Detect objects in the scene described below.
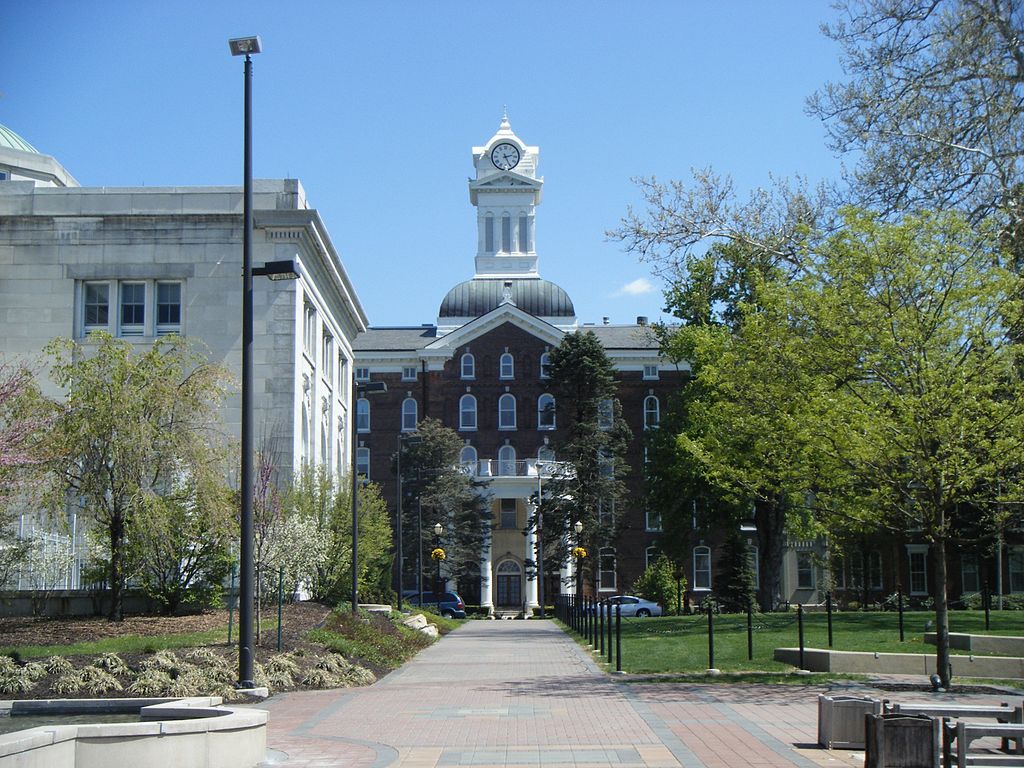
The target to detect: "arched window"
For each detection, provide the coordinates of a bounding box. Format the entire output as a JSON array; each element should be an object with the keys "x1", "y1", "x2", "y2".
[
  {"x1": 498, "y1": 445, "x2": 517, "y2": 476},
  {"x1": 693, "y1": 546, "x2": 711, "y2": 590},
  {"x1": 539, "y1": 352, "x2": 551, "y2": 379},
  {"x1": 356, "y1": 397, "x2": 370, "y2": 433},
  {"x1": 646, "y1": 546, "x2": 659, "y2": 570},
  {"x1": 599, "y1": 547, "x2": 617, "y2": 591},
  {"x1": 460, "y1": 353, "x2": 475, "y2": 379},
  {"x1": 498, "y1": 393, "x2": 516, "y2": 429},
  {"x1": 500, "y1": 352, "x2": 514, "y2": 379},
  {"x1": 401, "y1": 397, "x2": 418, "y2": 432},
  {"x1": 356, "y1": 447, "x2": 370, "y2": 479},
  {"x1": 537, "y1": 393, "x2": 556, "y2": 430},
  {"x1": 537, "y1": 445, "x2": 555, "y2": 463},
  {"x1": 598, "y1": 398, "x2": 614, "y2": 430},
  {"x1": 459, "y1": 445, "x2": 477, "y2": 474},
  {"x1": 459, "y1": 394, "x2": 477, "y2": 430},
  {"x1": 644, "y1": 395, "x2": 660, "y2": 429}
]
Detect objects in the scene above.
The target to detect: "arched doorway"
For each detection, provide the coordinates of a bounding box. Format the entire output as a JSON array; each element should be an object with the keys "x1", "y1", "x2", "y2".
[{"x1": 496, "y1": 559, "x2": 522, "y2": 608}]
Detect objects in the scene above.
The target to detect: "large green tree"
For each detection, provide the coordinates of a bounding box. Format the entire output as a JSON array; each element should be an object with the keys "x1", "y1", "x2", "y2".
[
  {"x1": 796, "y1": 210, "x2": 1024, "y2": 686},
  {"x1": 544, "y1": 331, "x2": 632, "y2": 590},
  {"x1": 398, "y1": 418, "x2": 490, "y2": 594},
  {"x1": 43, "y1": 333, "x2": 232, "y2": 620}
]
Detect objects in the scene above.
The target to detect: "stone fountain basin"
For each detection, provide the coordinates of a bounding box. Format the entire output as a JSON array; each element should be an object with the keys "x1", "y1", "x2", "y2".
[{"x1": 0, "y1": 696, "x2": 267, "y2": 768}]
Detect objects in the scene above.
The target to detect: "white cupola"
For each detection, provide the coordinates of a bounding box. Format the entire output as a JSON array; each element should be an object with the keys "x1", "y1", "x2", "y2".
[{"x1": 468, "y1": 112, "x2": 543, "y2": 278}]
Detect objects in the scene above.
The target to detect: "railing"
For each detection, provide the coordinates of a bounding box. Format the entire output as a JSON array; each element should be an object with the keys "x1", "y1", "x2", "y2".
[{"x1": 460, "y1": 459, "x2": 572, "y2": 479}]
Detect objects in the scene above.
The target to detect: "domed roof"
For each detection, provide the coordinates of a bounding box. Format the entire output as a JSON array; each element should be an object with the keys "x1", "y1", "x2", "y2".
[
  {"x1": 0, "y1": 124, "x2": 39, "y2": 154},
  {"x1": 439, "y1": 278, "x2": 575, "y2": 319}
]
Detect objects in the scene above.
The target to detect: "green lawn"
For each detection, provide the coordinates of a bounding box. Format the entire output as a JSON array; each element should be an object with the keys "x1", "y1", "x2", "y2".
[{"x1": 576, "y1": 610, "x2": 1024, "y2": 675}]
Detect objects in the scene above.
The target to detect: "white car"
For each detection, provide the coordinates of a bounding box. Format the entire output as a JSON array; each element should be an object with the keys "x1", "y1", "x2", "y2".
[{"x1": 593, "y1": 595, "x2": 663, "y2": 617}]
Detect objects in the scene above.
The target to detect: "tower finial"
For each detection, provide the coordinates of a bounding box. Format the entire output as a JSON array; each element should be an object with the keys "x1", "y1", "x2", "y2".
[{"x1": 500, "y1": 106, "x2": 510, "y2": 130}]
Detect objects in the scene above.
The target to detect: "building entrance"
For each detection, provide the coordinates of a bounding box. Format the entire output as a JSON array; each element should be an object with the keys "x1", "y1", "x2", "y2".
[{"x1": 496, "y1": 560, "x2": 522, "y2": 607}]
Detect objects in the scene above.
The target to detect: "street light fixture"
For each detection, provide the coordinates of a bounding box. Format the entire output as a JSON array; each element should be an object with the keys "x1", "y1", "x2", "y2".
[
  {"x1": 351, "y1": 378, "x2": 387, "y2": 614},
  {"x1": 229, "y1": 33, "x2": 261, "y2": 691},
  {"x1": 433, "y1": 522, "x2": 444, "y2": 598},
  {"x1": 574, "y1": 520, "x2": 583, "y2": 603}
]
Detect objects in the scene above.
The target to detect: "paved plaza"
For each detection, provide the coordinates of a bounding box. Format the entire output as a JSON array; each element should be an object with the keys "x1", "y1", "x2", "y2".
[{"x1": 255, "y1": 620, "x2": 1010, "y2": 768}]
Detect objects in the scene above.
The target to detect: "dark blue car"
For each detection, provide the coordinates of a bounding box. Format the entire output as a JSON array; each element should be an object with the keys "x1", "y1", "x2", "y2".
[{"x1": 404, "y1": 590, "x2": 467, "y2": 619}]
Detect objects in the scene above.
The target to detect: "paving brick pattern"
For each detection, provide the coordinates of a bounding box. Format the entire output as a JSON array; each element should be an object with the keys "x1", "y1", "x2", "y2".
[{"x1": 254, "y1": 620, "x2": 1014, "y2": 767}]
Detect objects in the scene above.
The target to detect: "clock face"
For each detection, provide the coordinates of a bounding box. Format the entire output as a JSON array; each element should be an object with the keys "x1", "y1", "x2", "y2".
[{"x1": 491, "y1": 142, "x2": 521, "y2": 171}]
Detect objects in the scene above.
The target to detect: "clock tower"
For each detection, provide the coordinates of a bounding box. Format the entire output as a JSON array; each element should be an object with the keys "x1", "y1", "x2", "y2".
[{"x1": 469, "y1": 113, "x2": 543, "y2": 278}]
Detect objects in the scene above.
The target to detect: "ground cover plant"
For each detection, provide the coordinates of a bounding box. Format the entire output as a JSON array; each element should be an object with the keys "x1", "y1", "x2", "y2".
[
  {"x1": 0, "y1": 602, "x2": 450, "y2": 700},
  {"x1": 578, "y1": 610, "x2": 1024, "y2": 678}
]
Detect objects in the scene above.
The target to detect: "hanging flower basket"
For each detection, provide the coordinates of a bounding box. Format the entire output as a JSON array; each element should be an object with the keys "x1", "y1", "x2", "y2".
[
  {"x1": 430, "y1": 547, "x2": 446, "y2": 561},
  {"x1": 571, "y1": 546, "x2": 587, "y2": 559}
]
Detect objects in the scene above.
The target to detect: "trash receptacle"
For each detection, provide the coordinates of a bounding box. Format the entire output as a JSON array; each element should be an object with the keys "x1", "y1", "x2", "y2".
[
  {"x1": 864, "y1": 713, "x2": 941, "y2": 768},
  {"x1": 818, "y1": 694, "x2": 884, "y2": 749}
]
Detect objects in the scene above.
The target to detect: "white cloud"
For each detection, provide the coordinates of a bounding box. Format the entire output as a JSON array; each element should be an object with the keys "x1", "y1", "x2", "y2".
[{"x1": 613, "y1": 278, "x2": 655, "y2": 297}]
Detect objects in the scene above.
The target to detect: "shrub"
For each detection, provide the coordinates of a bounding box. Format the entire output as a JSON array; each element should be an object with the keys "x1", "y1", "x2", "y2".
[
  {"x1": 93, "y1": 653, "x2": 131, "y2": 676},
  {"x1": 44, "y1": 656, "x2": 73, "y2": 676},
  {"x1": 80, "y1": 666, "x2": 123, "y2": 695},
  {"x1": 632, "y1": 555, "x2": 681, "y2": 615},
  {"x1": 0, "y1": 670, "x2": 34, "y2": 695},
  {"x1": 52, "y1": 672, "x2": 84, "y2": 695},
  {"x1": 128, "y1": 670, "x2": 172, "y2": 697}
]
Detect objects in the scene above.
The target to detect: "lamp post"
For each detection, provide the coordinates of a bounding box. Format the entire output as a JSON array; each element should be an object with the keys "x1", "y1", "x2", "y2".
[
  {"x1": 229, "y1": 34, "x2": 261, "y2": 691},
  {"x1": 351, "y1": 377, "x2": 386, "y2": 614},
  {"x1": 396, "y1": 434, "x2": 422, "y2": 611},
  {"x1": 534, "y1": 462, "x2": 549, "y2": 619},
  {"x1": 574, "y1": 520, "x2": 584, "y2": 601},
  {"x1": 433, "y1": 522, "x2": 444, "y2": 598}
]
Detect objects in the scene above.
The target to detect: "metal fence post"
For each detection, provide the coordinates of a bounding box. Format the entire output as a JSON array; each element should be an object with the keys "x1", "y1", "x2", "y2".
[
  {"x1": 798, "y1": 603, "x2": 805, "y2": 671},
  {"x1": 615, "y1": 603, "x2": 622, "y2": 673}
]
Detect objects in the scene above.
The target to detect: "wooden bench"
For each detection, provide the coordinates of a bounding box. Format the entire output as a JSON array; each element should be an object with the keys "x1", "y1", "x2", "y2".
[{"x1": 948, "y1": 722, "x2": 1024, "y2": 768}]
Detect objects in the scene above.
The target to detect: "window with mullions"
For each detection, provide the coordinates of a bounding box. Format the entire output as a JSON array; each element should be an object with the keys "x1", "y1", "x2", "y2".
[
  {"x1": 500, "y1": 353, "x2": 514, "y2": 379},
  {"x1": 908, "y1": 548, "x2": 928, "y2": 595},
  {"x1": 303, "y1": 303, "x2": 317, "y2": 359},
  {"x1": 356, "y1": 447, "x2": 370, "y2": 479},
  {"x1": 644, "y1": 396, "x2": 660, "y2": 429},
  {"x1": 599, "y1": 548, "x2": 617, "y2": 591},
  {"x1": 645, "y1": 509, "x2": 662, "y2": 532},
  {"x1": 156, "y1": 282, "x2": 181, "y2": 334},
  {"x1": 84, "y1": 282, "x2": 109, "y2": 331},
  {"x1": 356, "y1": 398, "x2": 370, "y2": 433},
  {"x1": 539, "y1": 352, "x2": 551, "y2": 379},
  {"x1": 461, "y1": 353, "x2": 475, "y2": 379},
  {"x1": 537, "y1": 394, "x2": 555, "y2": 430},
  {"x1": 401, "y1": 397, "x2": 418, "y2": 432},
  {"x1": 500, "y1": 498, "x2": 517, "y2": 529},
  {"x1": 693, "y1": 546, "x2": 711, "y2": 590},
  {"x1": 961, "y1": 554, "x2": 980, "y2": 594},
  {"x1": 498, "y1": 445, "x2": 517, "y2": 476},
  {"x1": 119, "y1": 283, "x2": 145, "y2": 335},
  {"x1": 797, "y1": 552, "x2": 815, "y2": 589},
  {"x1": 498, "y1": 394, "x2": 516, "y2": 429},
  {"x1": 459, "y1": 395, "x2": 477, "y2": 430}
]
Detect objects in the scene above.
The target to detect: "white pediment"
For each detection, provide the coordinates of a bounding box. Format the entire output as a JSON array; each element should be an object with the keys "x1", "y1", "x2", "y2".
[
  {"x1": 469, "y1": 172, "x2": 542, "y2": 191},
  {"x1": 422, "y1": 302, "x2": 565, "y2": 358}
]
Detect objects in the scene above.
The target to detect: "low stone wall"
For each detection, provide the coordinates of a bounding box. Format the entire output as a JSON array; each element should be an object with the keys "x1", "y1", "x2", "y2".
[
  {"x1": 774, "y1": 647, "x2": 1024, "y2": 678},
  {"x1": 0, "y1": 697, "x2": 267, "y2": 768},
  {"x1": 923, "y1": 632, "x2": 1024, "y2": 656},
  {"x1": 0, "y1": 590, "x2": 160, "y2": 618}
]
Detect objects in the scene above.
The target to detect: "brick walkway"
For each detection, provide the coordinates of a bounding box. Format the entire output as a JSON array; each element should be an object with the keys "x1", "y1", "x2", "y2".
[{"x1": 254, "y1": 620, "x2": 1012, "y2": 767}]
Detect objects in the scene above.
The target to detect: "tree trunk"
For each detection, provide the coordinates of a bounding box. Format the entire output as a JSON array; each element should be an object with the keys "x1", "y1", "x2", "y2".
[
  {"x1": 934, "y1": 533, "x2": 952, "y2": 687},
  {"x1": 756, "y1": 496, "x2": 787, "y2": 611},
  {"x1": 107, "y1": 512, "x2": 125, "y2": 622}
]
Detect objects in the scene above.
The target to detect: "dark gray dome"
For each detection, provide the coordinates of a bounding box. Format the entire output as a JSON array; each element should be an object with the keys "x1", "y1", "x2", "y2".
[{"x1": 439, "y1": 278, "x2": 575, "y2": 319}]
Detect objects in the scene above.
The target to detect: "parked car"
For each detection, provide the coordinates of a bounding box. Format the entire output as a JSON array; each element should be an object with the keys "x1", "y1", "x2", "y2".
[
  {"x1": 403, "y1": 590, "x2": 467, "y2": 619},
  {"x1": 586, "y1": 595, "x2": 663, "y2": 618}
]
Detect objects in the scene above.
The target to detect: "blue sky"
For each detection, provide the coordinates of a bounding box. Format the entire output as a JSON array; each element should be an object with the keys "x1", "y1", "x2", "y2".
[{"x1": 2, "y1": 2, "x2": 846, "y2": 328}]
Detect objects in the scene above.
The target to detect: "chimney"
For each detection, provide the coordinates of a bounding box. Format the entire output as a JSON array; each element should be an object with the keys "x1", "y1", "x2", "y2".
[
  {"x1": 636, "y1": 316, "x2": 648, "y2": 326},
  {"x1": 602, "y1": 317, "x2": 609, "y2": 325}
]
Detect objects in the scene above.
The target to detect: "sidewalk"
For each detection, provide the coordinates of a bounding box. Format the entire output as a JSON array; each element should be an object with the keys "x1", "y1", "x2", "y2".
[{"x1": 255, "y1": 620, "x2": 1011, "y2": 768}]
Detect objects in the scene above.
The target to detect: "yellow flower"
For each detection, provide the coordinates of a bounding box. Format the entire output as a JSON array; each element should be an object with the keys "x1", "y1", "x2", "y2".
[
  {"x1": 572, "y1": 546, "x2": 587, "y2": 559},
  {"x1": 430, "y1": 547, "x2": 446, "y2": 561}
]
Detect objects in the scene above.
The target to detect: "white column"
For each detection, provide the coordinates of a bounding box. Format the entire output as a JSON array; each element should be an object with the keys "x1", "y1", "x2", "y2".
[
  {"x1": 480, "y1": 529, "x2": 494, "y2": 616},
  {"x1": 525, "y1": 514, "x2": 539, "y2": 615}
]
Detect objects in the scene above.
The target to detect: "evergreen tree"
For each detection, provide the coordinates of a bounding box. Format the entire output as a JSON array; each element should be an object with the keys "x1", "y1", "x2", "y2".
[
  {"x1": 398, "y1": 418, "x2": 490, "y2": 594},
  {"x1": 544, "y1": 331, "x2": 632, "y2": 591}
]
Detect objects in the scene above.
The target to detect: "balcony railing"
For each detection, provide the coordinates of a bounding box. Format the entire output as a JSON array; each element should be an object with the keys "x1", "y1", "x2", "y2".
[{"x1": 460, "y1": 459, "x2": 571, "y2": 479}]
